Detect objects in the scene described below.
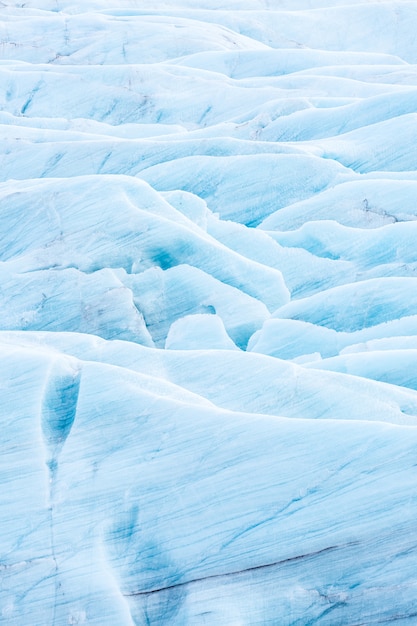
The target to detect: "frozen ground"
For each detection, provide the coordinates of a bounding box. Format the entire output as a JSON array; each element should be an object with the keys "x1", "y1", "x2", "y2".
[{"x1": 1, "y1": 1, "x2": 417, "y2": 624}]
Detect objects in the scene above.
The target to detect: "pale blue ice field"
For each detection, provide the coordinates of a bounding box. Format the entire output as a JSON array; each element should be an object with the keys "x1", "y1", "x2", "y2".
[{"x1": 2, "y1": 1, "x2": 417, "y2": 624}]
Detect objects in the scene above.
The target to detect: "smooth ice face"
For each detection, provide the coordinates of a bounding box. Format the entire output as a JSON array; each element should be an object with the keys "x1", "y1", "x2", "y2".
[
  {"x1": 2, "y1": 1, "x2": 417, "y2": 625},
  {"x1": 165, "y1": 314, "x2": 240, "y2": 351},
  {"x1": 3, "y1": 338, "x2": 417, "y2": 626}
]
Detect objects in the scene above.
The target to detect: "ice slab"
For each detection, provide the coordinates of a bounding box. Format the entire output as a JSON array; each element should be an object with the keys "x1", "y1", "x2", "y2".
[{"x1": 2, "y1": 338, "x2": 417, "y2": 624}]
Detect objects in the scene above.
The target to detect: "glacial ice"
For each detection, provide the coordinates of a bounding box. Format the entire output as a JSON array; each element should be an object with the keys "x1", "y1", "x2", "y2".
[{"x1": 2, "y1": 1, "x2": 417, "y2": 625}]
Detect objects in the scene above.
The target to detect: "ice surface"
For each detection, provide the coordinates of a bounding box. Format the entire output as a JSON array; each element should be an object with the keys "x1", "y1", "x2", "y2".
[
  {"x1": 2, "y1": 1, "x2": 417, "y2": 624},
  {"x1": 273, "y1": 278, "x2": 417, "y2": 332},
  {"x1": 165, "y1": 314, "x2": 240, "y2": 351},
  {"x1": 308, "y1": 348, "x2": 417, "y2": 391},
  {"x1": 260, "y1": 177, "x2": 417, "y2": 230}
]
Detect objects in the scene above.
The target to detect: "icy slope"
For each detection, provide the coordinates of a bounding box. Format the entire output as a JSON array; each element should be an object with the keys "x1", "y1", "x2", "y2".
[{"x1": 2, "y1": 1, "x2": 417, "y2": 625}]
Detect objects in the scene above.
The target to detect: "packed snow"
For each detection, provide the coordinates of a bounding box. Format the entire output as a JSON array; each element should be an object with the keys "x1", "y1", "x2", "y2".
[{"x1": 1, "y1": 1, "x2": 417, "y2": 624}]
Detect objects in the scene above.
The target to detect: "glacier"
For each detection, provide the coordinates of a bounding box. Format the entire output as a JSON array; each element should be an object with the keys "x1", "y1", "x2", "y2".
[{"x1": 1, "y1": 1, "x2": 417, "y2": 624}]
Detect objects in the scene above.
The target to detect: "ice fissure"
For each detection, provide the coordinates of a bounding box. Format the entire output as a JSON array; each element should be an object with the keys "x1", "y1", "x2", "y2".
[{"x1": 124, "y1": 544, "x2": 347, "y2": 596}]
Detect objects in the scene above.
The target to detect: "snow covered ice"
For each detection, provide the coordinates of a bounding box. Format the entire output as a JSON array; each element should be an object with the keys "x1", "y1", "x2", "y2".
[{"x1": 2, "y1": 1, "x2": 417, "y2": 624}]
